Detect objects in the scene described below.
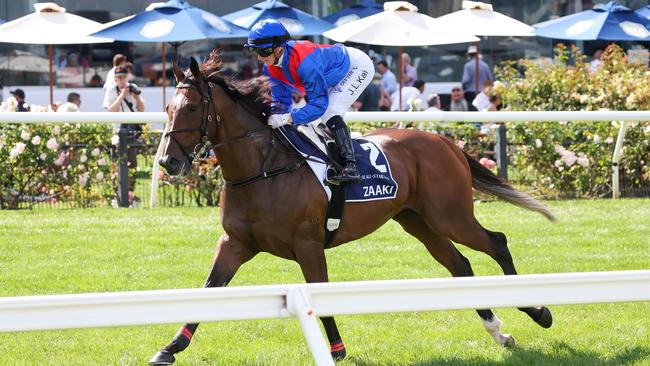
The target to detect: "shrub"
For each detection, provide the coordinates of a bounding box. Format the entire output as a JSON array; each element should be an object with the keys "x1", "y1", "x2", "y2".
[{"x1": 495, "y1": 44, "x2": 650, "y2": 197}]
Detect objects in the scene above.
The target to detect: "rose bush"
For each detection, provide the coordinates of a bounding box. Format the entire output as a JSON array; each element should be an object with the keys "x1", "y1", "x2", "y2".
[{"x1": 495, "y1": 44, "x2": 650, "y2": 197}]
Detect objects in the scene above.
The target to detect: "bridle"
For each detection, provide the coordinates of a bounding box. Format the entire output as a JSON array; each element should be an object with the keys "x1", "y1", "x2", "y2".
[{"x1": 164, "y1": 76, "x2": 307, "y2": 187}]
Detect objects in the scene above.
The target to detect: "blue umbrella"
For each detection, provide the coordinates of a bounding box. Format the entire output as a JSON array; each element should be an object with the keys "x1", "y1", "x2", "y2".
[
  {"x1": 0, "y1": 19, "x2": 4, "y2": 25},
  {"x1": 222, "y1": 0, "x2": 333, "y2": 36},
  {"x1": 534, "y1": 1, "x2": 650, "y2": 41},
  {"x1": 635, "y1": 5, "x2": 650, "y2": 20},
  {"x1": 92, "y1": 0, "x2": 248, "y2": 42},
  {"x1": 323, "y1": 0, "x2": 383, "y2": 27}
]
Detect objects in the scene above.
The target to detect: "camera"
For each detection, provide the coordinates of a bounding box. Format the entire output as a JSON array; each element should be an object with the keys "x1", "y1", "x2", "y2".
[{"x1": 127, "y1": 83, "x2": 141, "y2": 95}]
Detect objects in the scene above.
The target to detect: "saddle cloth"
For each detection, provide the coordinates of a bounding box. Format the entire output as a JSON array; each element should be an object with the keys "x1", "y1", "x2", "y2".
[{"x1": 277, "y1": 122, "x2": 398, "y2": 202}]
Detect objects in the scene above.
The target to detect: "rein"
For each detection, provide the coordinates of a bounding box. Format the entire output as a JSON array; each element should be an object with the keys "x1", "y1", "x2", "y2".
[{"x1": 165, "y1": 76, "x2": 307, "y2": 188}]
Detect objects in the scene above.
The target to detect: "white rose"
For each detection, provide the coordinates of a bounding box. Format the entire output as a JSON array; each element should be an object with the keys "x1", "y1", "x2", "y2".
[
  {"x1": 21, "y1": 131, "x2": 30, "y2": 141},
  {"x1": 97, "y1": 158, "x2": 106, "y2": 166},
  {"x1": 15, "y1": 142, "x2": 26, "y2": 154},
  {"x1": 91, "y1": 148, "x2": 100, "y2": 157},
  {"x1": 111, "y1": 135, "x2": 120, "y2": 145},
  {"x1": 80, "y1": 155, "x2": 88, "y2": 163},
  {"x1": 40, "y1": 153, "x2": 47, "y2": 160},
  {"x1": 78, "y1": 164, "x2": 85, "y2": 171},
  {"x1": 577, "y1": 157, "x2": 590, "y2": 167},
  {"x1": 46, "y1": 138, "x2": 59, "y2": 151},
  {"x1": 593, "y1": 134, "x2": 601, "y2": 143},
  {"x1": 31, "y1": 135, "x2": 41, "y2": 145},
  {"x1": 53, "y1": 126, "x2": 61, "y2": 135},
  {"x1": 535, "y1": 139, "x2": 542, "y2": 148},
  {"x1": 605, "y1": 137, "x2": 614, "y2": 144},
  {"x1": 96, "y1": 172, "x2": 104, "y2": 181}
]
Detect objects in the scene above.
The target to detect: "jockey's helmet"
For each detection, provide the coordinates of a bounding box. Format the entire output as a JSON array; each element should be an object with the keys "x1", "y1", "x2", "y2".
[{"x1": 244, "y1": 19, "x2": 290, "y2": 56}]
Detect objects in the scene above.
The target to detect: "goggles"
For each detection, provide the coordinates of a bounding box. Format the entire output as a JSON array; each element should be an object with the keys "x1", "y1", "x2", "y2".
[{"x1": 251, "y1": 47, "x2": 275, "y2": 58}]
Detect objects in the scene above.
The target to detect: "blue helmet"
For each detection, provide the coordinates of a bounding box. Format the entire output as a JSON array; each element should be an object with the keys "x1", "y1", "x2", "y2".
[{"x1": 244, "y1": 19, "x2": 290, "y2": 49}]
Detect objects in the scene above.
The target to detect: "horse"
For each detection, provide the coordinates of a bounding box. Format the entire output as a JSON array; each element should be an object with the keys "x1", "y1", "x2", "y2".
[{"x1": 151, "y1": 50, "x2": 556, "y2": 365}]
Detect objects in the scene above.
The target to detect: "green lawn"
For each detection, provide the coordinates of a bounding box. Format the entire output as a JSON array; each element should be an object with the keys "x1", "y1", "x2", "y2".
[{"x1": 0, "y1": 199, "x2": 648, "y2": 366}]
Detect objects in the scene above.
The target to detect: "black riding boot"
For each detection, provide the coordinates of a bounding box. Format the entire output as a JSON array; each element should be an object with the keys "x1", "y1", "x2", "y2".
[{"x1": 329, "y1": 123, "x2": 362, "y2": 184}]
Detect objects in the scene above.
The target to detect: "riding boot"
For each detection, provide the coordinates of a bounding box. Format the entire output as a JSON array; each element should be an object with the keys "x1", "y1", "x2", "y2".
[{"x1": 329, "y1": 124, "x2": 362, "y2": 184}]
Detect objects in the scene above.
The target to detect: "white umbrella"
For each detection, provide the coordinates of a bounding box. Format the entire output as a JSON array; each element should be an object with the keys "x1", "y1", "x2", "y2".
[
  {"x1": 435, "y1": 1, "x2": 535, "y2": 96},
  {"x1": 0, "y1": 2, "x2": 112, "y2": 104},
  {"x1": 323, "y1": 1, "x2": 478, "y2": 110}
]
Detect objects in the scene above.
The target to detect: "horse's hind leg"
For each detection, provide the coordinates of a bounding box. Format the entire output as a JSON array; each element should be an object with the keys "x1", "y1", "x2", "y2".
[
  {"x1": 479, "y1": 227, "x2": 553, "y2": 328},
  {"x1": 394, "y1": 210, "x2": 515, "y2": 347},
  {"x1": 295, "y1": 243, "x2": 347, "y2": 361},
  {"x1": 149, "y1": 234, "x2": 257, "y2": 366}
]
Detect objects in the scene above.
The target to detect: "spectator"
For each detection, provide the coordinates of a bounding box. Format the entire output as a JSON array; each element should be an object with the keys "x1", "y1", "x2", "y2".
[
  {"x1": 103, "y1": 54, "x2": 128, "y2": 91},
  {"x1": 88, "y1": 73, "x2": 103, "y2": 87},
  {"x1": 425, "y1": 93, "x2": 441, "y2": 111},
  {"x1": 461, "y1": 45, "x2": 494, "y2": 105},
  {"x1": 57, "y1": 92, "x2": 81, "y2": 112},
  {"x1": 401, "y1": 53, "x2": 417, "y2": 87},
  {"x1": 391, "y1": 79, "x2": 428, "y2": 111},
  {"x1": 472, "y1": 79, "x2": 493, "y2": 111},
  {"x1": 589, "y1": 49, "x2": 603, "y2": 72},
  {"x1": 445, "y1": 86, "x2": 474, "y2": 112},
  {"x1": 353, "y1": 79, "x2": 381, "y2": 111},
  {"x1": 377, "y1": 60, "x2": 397, "y2": 96},
  {"x1": 10, "y1": 89, "x2": 29, "y2": 112},
  {"x1": 103, "y1": 66, "x2": 144, "y2": 113},
  {"x1": 103, "y1": 65, "x2": 145, "y2": 191},
  {"x1": 486, "y1": 94, "x2": 502, "y2": 112}
]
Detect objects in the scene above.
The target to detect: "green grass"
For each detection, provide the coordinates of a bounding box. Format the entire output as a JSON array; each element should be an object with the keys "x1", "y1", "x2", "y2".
[{"x1": 0, "y1": 199, "x2": 648, "y2": 366}]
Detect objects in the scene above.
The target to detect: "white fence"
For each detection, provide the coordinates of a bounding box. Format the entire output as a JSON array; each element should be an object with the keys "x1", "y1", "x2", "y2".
[
  {"x1": 1, "y1": 111, "x2": 647, "y2": 204},
  {"x1": 0, "y1": 270, "x2": 648, "y2": 366}
]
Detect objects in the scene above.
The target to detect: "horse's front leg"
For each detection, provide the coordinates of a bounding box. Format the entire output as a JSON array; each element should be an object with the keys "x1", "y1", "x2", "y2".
[
  {"x1": 149, "y1": 233, "x2": 257, "y2": 365},
  {"x1": 295, "y1": 243, "x2": 347, "y2": 361}
]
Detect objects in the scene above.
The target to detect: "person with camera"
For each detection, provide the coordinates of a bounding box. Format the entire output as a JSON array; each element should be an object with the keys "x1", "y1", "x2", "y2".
[
  {"x1": 103, "y1": 66, "x2": 144, "y2": 113},
  {"x1": 103, "y1": 65, "x2": 145, "y2": 206}
]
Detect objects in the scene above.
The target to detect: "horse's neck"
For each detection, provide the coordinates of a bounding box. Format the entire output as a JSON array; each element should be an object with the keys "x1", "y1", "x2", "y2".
[{"x1": 213, "y1": 114, "x2": 284, "y2": 182}]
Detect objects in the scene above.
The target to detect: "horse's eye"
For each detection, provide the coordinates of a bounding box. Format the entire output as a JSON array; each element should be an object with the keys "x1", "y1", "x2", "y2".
[{"x1": 189, "y1": 105, "x2": 198, "y2": 112}]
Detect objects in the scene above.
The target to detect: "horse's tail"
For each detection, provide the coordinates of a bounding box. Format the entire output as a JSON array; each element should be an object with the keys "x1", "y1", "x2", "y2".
[{"x1": 462, "y1": 150, "x2": 557, "y2": 222}]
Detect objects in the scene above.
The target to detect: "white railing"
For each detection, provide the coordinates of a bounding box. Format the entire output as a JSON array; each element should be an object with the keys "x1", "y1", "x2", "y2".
[
  {"x1": 0, "y1": 270, "x2": 648, "y2": 366},
  {"x1": 1, "y1": 111, "x2": 646, "y2": 204}
]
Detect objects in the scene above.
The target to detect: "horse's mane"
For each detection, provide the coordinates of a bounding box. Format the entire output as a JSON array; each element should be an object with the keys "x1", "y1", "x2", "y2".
[{"x1": 187, "y1": 50, "x2": 272, "y2": 120}]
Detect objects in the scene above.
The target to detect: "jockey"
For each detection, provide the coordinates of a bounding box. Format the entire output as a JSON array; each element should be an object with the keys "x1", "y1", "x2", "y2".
[{"x1": 244, "y1": 18, "x2": 374, "y2": 185}]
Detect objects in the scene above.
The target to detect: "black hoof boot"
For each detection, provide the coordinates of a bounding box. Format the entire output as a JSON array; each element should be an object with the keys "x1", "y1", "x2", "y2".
[
  {"x1": 149, "y1": 350, "x2": 175, "y2": 365},
  {"x1": 330, "y1": 342, "x2": 347, "y2": 361},
  {"x1": 533, "y1": 306, "x2": 553, "y2": 328}
]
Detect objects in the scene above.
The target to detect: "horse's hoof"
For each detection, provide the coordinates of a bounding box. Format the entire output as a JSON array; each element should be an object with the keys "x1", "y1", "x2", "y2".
[
  {"x1": 534, "y1": 307, "x2": 553, "y2": 328},
  {"x1": 502, "y1": 334, "x2": 516, "y2": 348},
  {"x1": 149, "y1": 350, "x2": 175, "y2": 365},
  {"x1": 331, "y1": 347, "x2": 346, "y2": 361}
]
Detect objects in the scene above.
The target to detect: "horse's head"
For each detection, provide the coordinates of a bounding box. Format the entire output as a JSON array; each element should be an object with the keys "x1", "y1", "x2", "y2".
[{"x1": 159, "y1": 57, "x2": 217, "y2": 176}]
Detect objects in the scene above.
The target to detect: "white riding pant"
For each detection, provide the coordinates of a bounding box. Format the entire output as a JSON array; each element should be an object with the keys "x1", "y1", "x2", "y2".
[{"x1": 319, "y1": 47, "x2": 375, "y2": 123}]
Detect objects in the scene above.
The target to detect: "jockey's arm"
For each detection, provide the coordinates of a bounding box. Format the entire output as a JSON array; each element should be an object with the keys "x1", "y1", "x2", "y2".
[{"x1": 289, "y1": 59, "x2": 329, "y2": 125}]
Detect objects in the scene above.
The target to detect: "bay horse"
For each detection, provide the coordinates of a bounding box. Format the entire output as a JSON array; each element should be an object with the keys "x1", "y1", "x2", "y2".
[{"x1": 151, "y1": 51, "x2": 555, "y2": 365}]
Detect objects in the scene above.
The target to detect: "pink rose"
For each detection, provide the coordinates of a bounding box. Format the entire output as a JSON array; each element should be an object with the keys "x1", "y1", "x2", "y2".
[{"x1": 46, "y1": 138, "x2": 59, "y2": 151}]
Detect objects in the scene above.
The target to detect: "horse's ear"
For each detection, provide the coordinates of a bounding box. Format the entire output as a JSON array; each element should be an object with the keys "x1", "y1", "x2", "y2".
[
  {"x1": 172, "y1": 60, "x2": 184, "y2": 83},
  {"x1": 189, "y1": 57, "x2": 202, "y2": 82}
]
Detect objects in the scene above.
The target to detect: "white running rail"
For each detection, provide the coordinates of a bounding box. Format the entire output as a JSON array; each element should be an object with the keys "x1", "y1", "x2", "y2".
[
  {"x1": 0, "y1": 270, "x2": 648, "y2": 366},
  {"x1": 1, "y1": 111, "x2": 647, "y2": 204}
]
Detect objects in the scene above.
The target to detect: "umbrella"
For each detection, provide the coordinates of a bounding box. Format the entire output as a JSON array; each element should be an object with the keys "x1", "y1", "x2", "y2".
[
  {"x1": 637, "y1": 5, "x2": 650, "y2": 19},
  {"x1": 323, "y1": 1, "x2": 478, "y2": 111},
  {"x1": 0, "y1": 2, "x2": 111, "y2": 104},
  {"x1": 223, "y1": 0, "x2": 334, "y2": 36},
  {"x1": 436, "y1": 1, "x2": 535, "y2": 98},
  {"x1": 534, "y1": 1, "x2": 650, "y2": 41},
  {"x1": 92, "y1": 0, "x2": 248, "y2": 105},
  {"x1": 323, "y1": 0, "x2": 383, "y2": 27}
]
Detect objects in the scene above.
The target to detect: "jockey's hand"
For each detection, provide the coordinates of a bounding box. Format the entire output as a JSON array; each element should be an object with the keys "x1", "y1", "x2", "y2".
[{"x1": 268, "y1": 113, "x2": 292, "y2": 129}]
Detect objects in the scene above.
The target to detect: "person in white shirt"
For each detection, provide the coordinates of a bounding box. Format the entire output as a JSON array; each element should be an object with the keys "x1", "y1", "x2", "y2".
[
  {"x1": 103, "y1": 66, "x2": 144, "y2": 113},
  {"x1": 57, "y1": 92, "x2": 81, "y2": 112},
  {"x1": 391, "y1": 79, "x2": 428, "y2": 111},
  {"x1": 425, "y1": 93, "x2": 441, "y2": 111},
  {"x1": 589, "y1": 49, "x2": 603, "y2": 72},
  {"x1": 472, "y1": 79, "x2": 493, "y2": 111}
]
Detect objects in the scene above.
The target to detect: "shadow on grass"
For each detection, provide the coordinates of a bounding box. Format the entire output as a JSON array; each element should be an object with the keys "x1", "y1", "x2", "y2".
[{"x1": 347, "y1": 342, "x2": 650, "y2": 366}]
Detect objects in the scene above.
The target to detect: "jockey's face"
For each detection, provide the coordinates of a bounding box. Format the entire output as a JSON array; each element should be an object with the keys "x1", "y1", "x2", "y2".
[{"x1": 257, "y1": 47, "x2": 283, "y2": 67}]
